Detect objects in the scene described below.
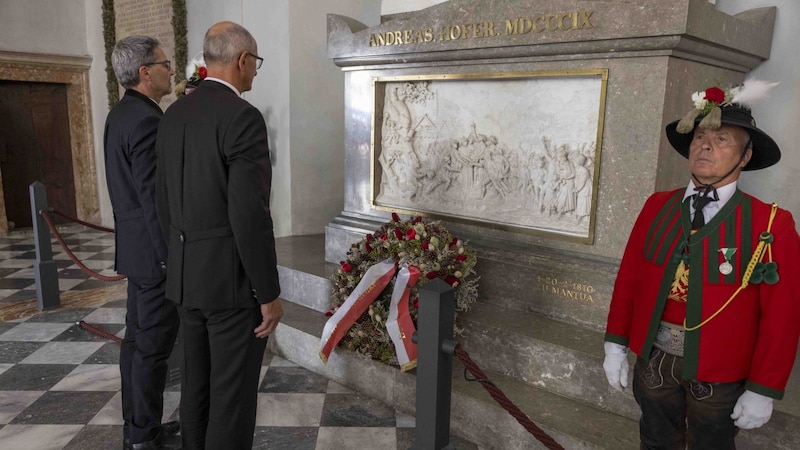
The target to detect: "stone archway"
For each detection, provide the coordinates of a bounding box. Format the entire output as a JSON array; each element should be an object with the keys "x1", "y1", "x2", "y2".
[{"x1": 0, "y1": 51, "x2": 99, "y2": 235}]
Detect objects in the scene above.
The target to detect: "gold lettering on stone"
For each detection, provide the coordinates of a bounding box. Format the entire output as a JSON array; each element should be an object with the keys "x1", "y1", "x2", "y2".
[
  {"x1": 368, "y1": 10, "x2": 595, "y2": 47},
  {"x1": 537, "y1": 275, "x2": 595, "y2": 303}
]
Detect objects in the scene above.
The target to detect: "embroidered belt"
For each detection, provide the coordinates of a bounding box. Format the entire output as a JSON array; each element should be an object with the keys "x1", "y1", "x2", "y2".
[{"x1": 654, "y1": 321, "x2": 685, "y2": 357}]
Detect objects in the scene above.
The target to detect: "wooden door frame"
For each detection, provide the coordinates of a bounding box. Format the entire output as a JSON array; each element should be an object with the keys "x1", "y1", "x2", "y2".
[{"x1": 0, "y1": 51, "x2": 98, "y2": 235}]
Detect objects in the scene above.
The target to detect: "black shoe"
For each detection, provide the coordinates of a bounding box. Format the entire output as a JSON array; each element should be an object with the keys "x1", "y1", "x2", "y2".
[
  {"x1": 123, "y1": 422, "x2": 181, "y2": 450},
  {"x1": 130, "y1": 430, "x2": 182, "y2": 450},
  {"x1": 161, "y1": 420, "x2": 181, "y2": 436}
]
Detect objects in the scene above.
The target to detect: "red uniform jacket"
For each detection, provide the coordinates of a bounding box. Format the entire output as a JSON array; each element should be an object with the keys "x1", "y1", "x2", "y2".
[{"x1": 605, "y1": 188, "x2": 800, "y2": 399}]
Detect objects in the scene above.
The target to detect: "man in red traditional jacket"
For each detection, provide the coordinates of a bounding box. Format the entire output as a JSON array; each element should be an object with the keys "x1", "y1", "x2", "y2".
[{"x1": 603, "y1": 81, "x2": 800, "y2": 449}]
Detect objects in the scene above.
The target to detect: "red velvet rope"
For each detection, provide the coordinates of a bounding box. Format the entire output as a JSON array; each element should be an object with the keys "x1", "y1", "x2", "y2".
[
  {"x1": 78, "y1": 320, "x2": 122, "y2": 343},
  {"x1": 48, "y1": 208, "x2": 115, "y2": 233},
  {"x1": 40, "y1": 210, "x2": 126, "y2": 282},
  {"x1": 454, "y1": 344, "x2": 565, "y2": 450}
]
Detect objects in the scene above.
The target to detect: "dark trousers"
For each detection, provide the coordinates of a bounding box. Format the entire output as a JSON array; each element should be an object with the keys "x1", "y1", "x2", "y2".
[
  {"x1": 633, "y1": 349, "x2": 745, "y2": 450},
  {"x1": 177, "y1": 305, "x2": 267, "y2": 450},
  {"x1": 120, "y1": 276, "x2": 180, "y2": 444}
]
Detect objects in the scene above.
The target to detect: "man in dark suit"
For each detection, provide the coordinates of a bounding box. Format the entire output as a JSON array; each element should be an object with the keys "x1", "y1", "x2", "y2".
[
  {"x1": 105, "y1": 35, "x2": 181, "y2": 450},
  {"x1": 155, "y1": 22, "x2": 283, "y2": 450}
]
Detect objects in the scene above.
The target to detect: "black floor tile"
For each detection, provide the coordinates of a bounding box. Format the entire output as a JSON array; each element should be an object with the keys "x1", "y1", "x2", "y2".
[
  {"x1": 0, "y1": 290, "x2": 37, "y2": 303},
  {"x1": 0, "y1": 278, "x2": 36, "y2": 289},
  {"x1": 0, "y1": 363, "x2": 77, "y2": 390},
  {"x1": 26, "y1": 308, "x2": 96, "y2": 323},
  {"x1": 63, "y1": 424, "x2": 125, "y2": 450},
  {"x1": 71, "y1": 279, "x2": 123, "y2": 291},
  {"x1": 58, "y1": 268, "x2": 93, "y2": 279},
  {"x1": 4, "y1": 244, "x2": 35, "y2": 252},
  {"x1": 0, "y1": 341, "x2": 46, "y2": 363},
  {"x1": 259, "y1": 366, "x2": 329, "y2": 394},
  {"x1": 0, "y1": 322, "x2": 18, "y2": 335},
  {"x1": 86, "y1": 253, "x2": 115, "y2": 261},
  {"x1": 320, "y1": 393, "x2": 397, "y2": 427},
  {"x1": 13, "y1": 251, "x2": 37, "y2": 260},
  {"x1": 0, "y1": 267, "x2": 24, "y2": 278},
  {"x1": 252, "y1": 426, "x2": 318, "y2": 450},
  {"x1": 83, "y1": 342, "x2": 121, "y2": 364},
  {"x1": 65, "y1": 245, "x2": 113, "y2": 253},
  {"x1": 10, "y1": 390, "x2": 117, "y2": 424}
]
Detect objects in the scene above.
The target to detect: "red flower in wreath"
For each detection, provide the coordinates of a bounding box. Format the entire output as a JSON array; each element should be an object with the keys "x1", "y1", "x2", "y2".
[{"x1": 406, "y1": 228, "x2": 416, "y2": 240}]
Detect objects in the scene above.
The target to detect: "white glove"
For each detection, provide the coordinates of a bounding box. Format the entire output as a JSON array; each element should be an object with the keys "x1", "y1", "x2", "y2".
[
  {"x1": 731, "y1": 390, "x2": 773, "y2": 429},
  {"x1": 603, "y1": 341, "x2": 629, "y2": 390}
]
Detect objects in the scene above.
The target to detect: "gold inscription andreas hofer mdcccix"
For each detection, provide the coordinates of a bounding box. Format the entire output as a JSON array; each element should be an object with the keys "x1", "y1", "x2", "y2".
[{"x1": 368, "y1": 10, "x2": 594, "y2": 47}]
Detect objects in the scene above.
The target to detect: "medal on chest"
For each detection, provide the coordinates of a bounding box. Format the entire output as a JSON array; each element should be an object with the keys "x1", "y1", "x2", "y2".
[{"x1": 718, "y1": 247, "x2": 737, "y2": 275}]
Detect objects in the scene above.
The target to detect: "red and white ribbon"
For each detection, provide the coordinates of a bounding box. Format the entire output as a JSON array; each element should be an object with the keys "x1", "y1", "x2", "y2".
[
  {"x1": 319, "y1": 259, "x2": 396, "y2": 363},
  {"x1": 386, "y1": 265, "x2": 421, "y2": 371}
]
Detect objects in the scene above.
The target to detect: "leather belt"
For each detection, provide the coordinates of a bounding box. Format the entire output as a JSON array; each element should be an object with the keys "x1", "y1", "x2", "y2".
[{"x1": 654, "y1": 321, "x2": 685, "y2": 357}]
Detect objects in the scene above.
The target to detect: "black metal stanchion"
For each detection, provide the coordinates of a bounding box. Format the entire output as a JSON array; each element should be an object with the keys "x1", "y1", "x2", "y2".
[
  {"x1": 29, "y1": 181, "x2": 60, "y2": 310},
  {"x1": 412, "y1": 278, "x2": 456, "y2": 450}
]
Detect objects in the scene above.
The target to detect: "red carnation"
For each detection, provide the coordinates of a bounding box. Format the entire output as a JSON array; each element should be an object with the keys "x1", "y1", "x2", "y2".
[
  {"x1": 380, "y1": 234, "x2": 388, "y2": 241},
  {"x1": 365, "y1": 242, "x2": 372, "y2": 252},
  {"x1": 426, "y1": 271, "x2": 439, "y2": 279},
  {"x1": 450, "y1": 237, "x2": 459, "y2": 247},
  {"x1": 198, "y1": 66, "x2": 208, "y2": 79},
  {"x1": 421, "y1": 240, "x2": 429, "y2": 250},
  {"x1": 704, "y1": 87, "x2": 725, "y2": 104},
  {"x1": 456, "y1": 254, "x2": 468, "y2": 262},
  {"x1": 366, "y1": 233, "x2": 373, "y2": 242},
  {"x1": 391, "y1": 212, "x2": 401, "y2": 222},
  {"x1": 406, "y1": 228, "x2": 416, "y2": 240},
  {"x1": 393, "y1": 228, "x2": 403, "y2": 240},
  {"x1": 445, "y1": 276, "x2": 460, "y2": 287},
  {"x1": 342, "y1": 262, "x2": 352, "y2": 273},
  {"x1": 414, "y1": 216, "x2": 423, "y2": 223}
]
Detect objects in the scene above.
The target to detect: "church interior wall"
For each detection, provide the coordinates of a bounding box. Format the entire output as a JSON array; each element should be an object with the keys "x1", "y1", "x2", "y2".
[{"x1": 0, "y1": 0, "x2": 797, "y2": 238}]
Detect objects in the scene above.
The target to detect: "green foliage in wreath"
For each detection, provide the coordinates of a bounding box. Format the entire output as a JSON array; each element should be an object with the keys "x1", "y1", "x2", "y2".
[{"x1": 329, "y1": 213, "x2": 479, "y2": 366}]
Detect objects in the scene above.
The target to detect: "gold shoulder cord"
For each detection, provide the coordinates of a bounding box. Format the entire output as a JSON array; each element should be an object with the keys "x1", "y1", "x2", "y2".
[{"x1": 684, "y1": 203, "x2": 779, "y2": 331}]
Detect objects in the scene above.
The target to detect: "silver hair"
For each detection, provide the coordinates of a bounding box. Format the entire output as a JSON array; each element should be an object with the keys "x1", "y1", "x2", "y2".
[
  {"x1": 111, "y1": 35, "x2": 160, "y2": 89},
  {"x1": 203, "y1": 23, "x2": 256, "y2": 67}
]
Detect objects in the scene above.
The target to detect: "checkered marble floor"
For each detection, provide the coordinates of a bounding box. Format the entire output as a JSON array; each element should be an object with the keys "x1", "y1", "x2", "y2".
[{"x1": 0, "y1": 226, "x2": 479, "y2": 450}]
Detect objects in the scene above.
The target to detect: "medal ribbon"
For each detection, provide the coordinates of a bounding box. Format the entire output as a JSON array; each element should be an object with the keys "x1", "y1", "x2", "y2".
[
  {"x1": 719, "y1": 247, "x2": 737, "y2": 262},
  {"x1": 386, "y1": 266, "x2": 421, "y2": 372}
]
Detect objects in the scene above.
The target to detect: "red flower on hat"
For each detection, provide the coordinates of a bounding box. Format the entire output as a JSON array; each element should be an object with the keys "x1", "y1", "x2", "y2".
[{"x1": 704, "y1": 87, "x2": 725, "y2": 104}]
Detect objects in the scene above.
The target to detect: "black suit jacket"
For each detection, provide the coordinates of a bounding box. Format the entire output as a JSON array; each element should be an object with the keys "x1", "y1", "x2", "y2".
[
  {"x1": 104, "y1": 89, "x2": 167, "y2": 278},
  {"x1": 155, "y1": 80, "x2": 281, "y2": 309}
]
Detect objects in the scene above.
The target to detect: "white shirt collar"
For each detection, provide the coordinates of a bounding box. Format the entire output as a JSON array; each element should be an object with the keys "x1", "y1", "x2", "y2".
[
  {"x1": 204, "y1": 77, "x2": 241, "y2": 97},
  {"x1": 683, "y1": 180, "x2": 738, "y2": 223}
]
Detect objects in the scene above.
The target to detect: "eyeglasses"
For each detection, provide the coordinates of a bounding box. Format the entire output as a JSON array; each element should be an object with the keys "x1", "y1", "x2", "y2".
[
  {"x1": 246, "y1": 52, "x2": 263, "y2": 70},
  {"x1": 144, "y1": 60, "x2": 172, "y2": 70}
]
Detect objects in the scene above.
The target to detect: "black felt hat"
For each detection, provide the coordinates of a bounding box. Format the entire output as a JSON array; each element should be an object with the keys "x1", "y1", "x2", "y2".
[{"x1": 665, "y1": 82, "x2": 781, "y2": 171}]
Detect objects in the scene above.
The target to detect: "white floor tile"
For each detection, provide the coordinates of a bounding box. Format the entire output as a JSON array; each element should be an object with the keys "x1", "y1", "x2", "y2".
[
  {"x1": 0, "y1": 424, "x2": 83, "y2": 450},
  {"x1": 255, "y1": 393, "x2": 326, "y2": 427}
]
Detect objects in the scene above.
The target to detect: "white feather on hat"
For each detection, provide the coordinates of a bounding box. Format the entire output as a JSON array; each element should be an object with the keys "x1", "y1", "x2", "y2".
[{"x1": 727, "y1": 79, "x2": 780, "y2": 109}]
